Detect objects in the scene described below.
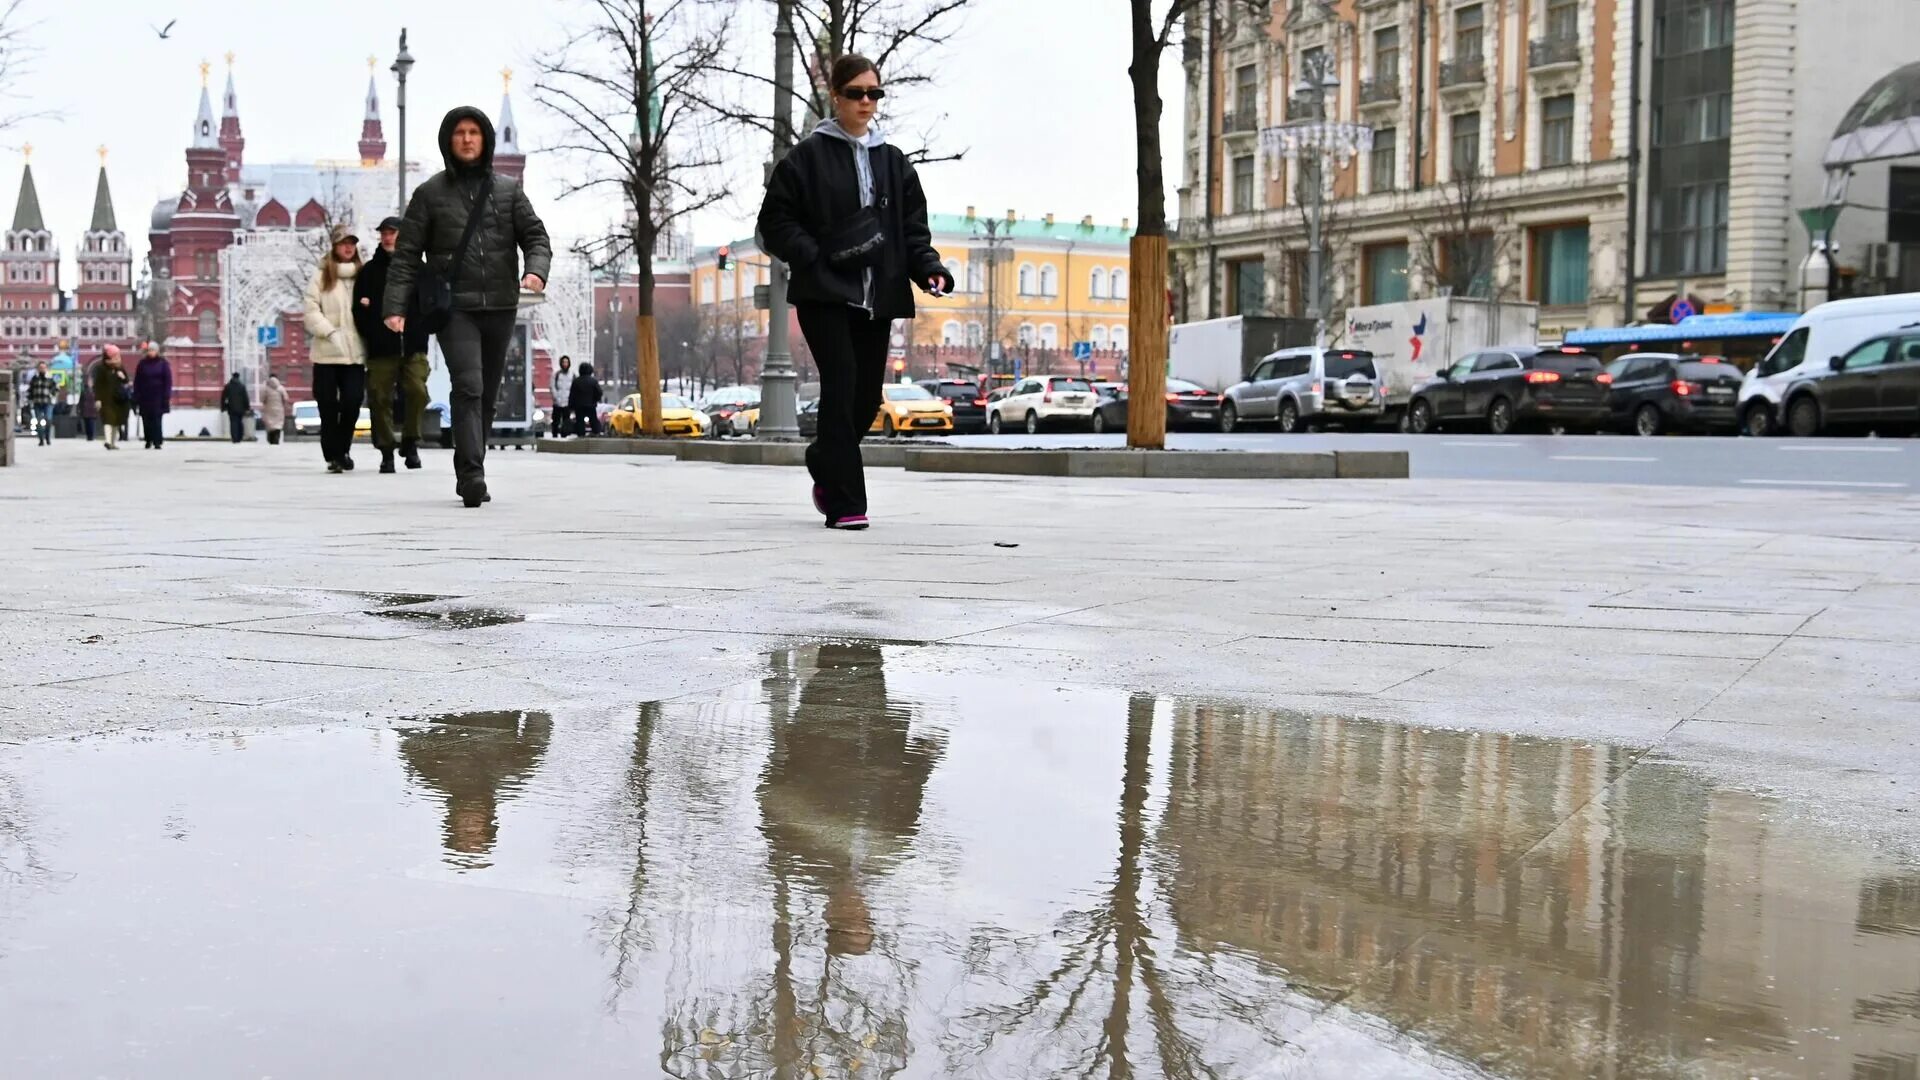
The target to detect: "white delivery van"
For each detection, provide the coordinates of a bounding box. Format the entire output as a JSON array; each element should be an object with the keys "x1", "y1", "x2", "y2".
[
  {"x1": 1342, "y1": 298, "x2": 1539, "y2": 420},
  {"x1": 1168, "y1": 315, "x2": 1316, "y2": 392},
  {"x1": 1739, "y1": 293, "x2": 1920, "y2": 435}
]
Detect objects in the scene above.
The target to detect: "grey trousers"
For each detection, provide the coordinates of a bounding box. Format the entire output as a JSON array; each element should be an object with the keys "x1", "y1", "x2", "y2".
[{"x1": 437, "y1": 309, "x2": 517, "y2": 489}]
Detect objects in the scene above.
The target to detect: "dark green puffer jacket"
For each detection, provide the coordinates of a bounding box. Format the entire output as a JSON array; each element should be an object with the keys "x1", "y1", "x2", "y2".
[{"x1": 382, "y1": 105, "x2": 552, "y2": 318}]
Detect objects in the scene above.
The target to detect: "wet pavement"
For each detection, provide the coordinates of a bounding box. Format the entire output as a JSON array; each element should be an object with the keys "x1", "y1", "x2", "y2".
[{"x1": 4, "y1": 644, "x2": 1917, "y2": 1079}]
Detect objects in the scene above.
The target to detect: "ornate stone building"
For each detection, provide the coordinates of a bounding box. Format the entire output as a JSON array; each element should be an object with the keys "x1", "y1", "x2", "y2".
[{"x1": 0, "y1": 148, "x2": 137, "y2": 387}]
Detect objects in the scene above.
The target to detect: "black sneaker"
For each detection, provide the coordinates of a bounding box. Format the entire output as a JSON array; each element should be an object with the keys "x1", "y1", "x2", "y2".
[
  {"x1": 326, "y1": 459, "x2": 344, "y2": 474},
  {"x1": 339, "y1": 454, "x2": 355, "y2": 472},
  {"x1": 380, "y1": 449, "x2": 396, "y2": 474},
  {"x1": 402, "y1": 441, "x2": 422, "y2": 469}
]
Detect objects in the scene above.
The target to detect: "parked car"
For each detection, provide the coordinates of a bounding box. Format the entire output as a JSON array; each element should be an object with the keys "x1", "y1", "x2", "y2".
[
  {"x1": 797, "y1": 397, "x2": 819, "y2": 439},
  {"x1": 606, "y1": 392, "x2": 708, "y2": 438},
  {"x1": 919, "y1": 378, "x2": 988, "y2": 433},
  {"x1": 1405, "y1": 346, "x2": 1610, "y2": 434},
  {"x1": 1603, "y1": 353, "x2": 1743, "y2": 435},
  {"x1": 291, "y1": 400, "x2": 321, "y2": 436},
  {"x1": 871, "y1": 382, "x2": 954, "y2": 437},
  {"x1": 1091, "y1": 377, "x2": 1224, "y2": 434},
  {"x1": 1779, "y1": 331, "x2": 1920, "y2": 437},
  {"x1": 1222, "y1": 347, "x2": 1385, "y2": 433},
  {"x1": 1741, "y1": 293, "x2": 1920, "y2": 436},
  {"x1": 986, "y1": 375, "x2": 1098, "y2": 434},
  {"x1": 701, "y1": 386, "x2": 761, "y2": 437}
]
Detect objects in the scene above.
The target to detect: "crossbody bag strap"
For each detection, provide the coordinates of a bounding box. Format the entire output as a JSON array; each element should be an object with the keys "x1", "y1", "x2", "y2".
[{"x1": 445, "y1": 173, "x2": 495, "y2": 288}]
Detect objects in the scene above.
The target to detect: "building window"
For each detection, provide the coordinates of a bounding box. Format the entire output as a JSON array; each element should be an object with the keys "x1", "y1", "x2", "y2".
[
  {"x1": 1018, "y1": 264, "x2": 1036, "y2": 295},
  {"x1": 197, "y1": 309, "x2": 217, "y2": 343},
  {"x1": 1017, "y1": 323, "x2": 1035, "y2": 346},
  {"x1": 942, "y1": 320, "x2": 961, "y2": 345},
  {"x1": 1371, "y1": 127, "x2": 1397, "y2": 193},
  {"x1": 1227, "y1": 258, "x2": 1264, "y2": 316},
  {"x1": 1092, "y1": 325, "x2": 1108, "y2": 348},
  {"x1": 1653, "y1": 92, "x2": 1731, "y2": 147},
  {"x1": 1234, "y1": 63, "x2": 1258, "y2": 127},
  {"x1": 1455, "y1": 4, "x2": 1484, "y2": 61},
  {"x1": 1040, "y1": 264, "x2": 1059, "y2": 297},
  {"x1": 1111, "y1": 269, "x2": 1128, "y2": 299},
  {"x1": 699, "y1": 278, "x2": 714, "y2": 304},
  {"x1": 1039, "y1": 324, "x2": 1059, "y2": 349},
  {"x1": 1450, "y1": 112, "x2": 1481, "y2": 176},
  {"x1": 1374, "y1": 26, "x2": 1400, "y2": 81},
  {"x1": 1541, "y1": 95, "x2": 1575, "y2": 166},
  {"x1": 1091, "y1": 267, "x2": 1108, "y2": 299},
  {"x1": 967, "y1": 260, "x2": 986, "y2": 294},
  {"x1": 1365, "y1": 243, "x2": 1410, "y2": 304},
  {"x1": 719, "y1": 272, "x2": 734, "y2": 302},
  {"x1": 1232, "y1": 154, "x2": 1256, "y2": 214},
  {"x1": 1111, "y1": 326, "x2": 1128, "y2": 352},
  {"x1": 1533, "y1": 224, "x2": 1590, "y2": 305},
  {"x1": 1653, "y1": 0, "x2": 1733, "y2": 56},
  {"x1": 1650, "y1": 181, "x2": 1728, "y2": 276},
  {"x1": 1546, "y1": 0, "x2": 1579, "y2": 40},
  {"x1": 966, "y1": 321, "x2": 983, "y2": 347}
]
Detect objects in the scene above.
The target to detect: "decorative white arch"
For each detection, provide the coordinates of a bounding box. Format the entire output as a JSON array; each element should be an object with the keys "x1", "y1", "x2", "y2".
[
  {"x1": 222, "y1": 231, "x2": 321, "y2": 398},
  {"x1": 526, "y1": 250, "x2": 592, "y2": 370}
]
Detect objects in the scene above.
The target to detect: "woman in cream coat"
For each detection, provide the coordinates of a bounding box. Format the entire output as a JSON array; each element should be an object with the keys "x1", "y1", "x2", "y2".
[{"x1": 304, "y1": 223, "x2": 368, "y2": 472}]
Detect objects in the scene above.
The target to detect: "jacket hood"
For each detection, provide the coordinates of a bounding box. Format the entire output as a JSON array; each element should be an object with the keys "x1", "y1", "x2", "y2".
[
  {"x1": 812, "y1": 118, "x2": 886, "y2": 149},
  {"x1": 438, "y1": 106, "x2": 497, "y2": 173}
]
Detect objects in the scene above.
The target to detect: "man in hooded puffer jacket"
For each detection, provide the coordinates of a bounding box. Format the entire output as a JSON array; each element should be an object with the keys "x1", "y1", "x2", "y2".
[{"x1": 383, "y1": 106, "x2": 552, "y2": 508}]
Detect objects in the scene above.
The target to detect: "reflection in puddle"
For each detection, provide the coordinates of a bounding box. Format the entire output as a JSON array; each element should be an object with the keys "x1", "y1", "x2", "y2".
[
  {"x1": 1, "y1": 647, "x2": 1918, "y2": 1078},
  {"x1": 355, "y1": 592, "x2": 450, "y2": 609},
  {"x1": 367, "y1": 605, "x2": 527, "y2": 629}
]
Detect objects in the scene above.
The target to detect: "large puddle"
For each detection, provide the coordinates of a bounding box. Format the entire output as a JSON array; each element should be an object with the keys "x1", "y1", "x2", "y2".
[{"x1": 2, "y1": 644, "x2": 1917, "y2": 1078}]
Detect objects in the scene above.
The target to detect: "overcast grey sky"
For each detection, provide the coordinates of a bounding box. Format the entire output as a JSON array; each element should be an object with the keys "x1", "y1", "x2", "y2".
[{"x1": 11, "y1": 0, "x2": 1183, "y2": 276}]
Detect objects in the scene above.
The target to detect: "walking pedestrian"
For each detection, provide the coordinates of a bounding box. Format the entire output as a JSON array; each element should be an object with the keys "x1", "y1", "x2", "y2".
[
  {"x1": 132, "y1": 343, "x2": 173, "y2": 449},
  {"x1": 382, "y1": 105, "x2": 553, "y2": 508},
  {"x1": 304, "y1": 223, "x2": 368, "y2": 474},
  {"x1": 756, "y1": 55, "x2": 951, "y2": 530},
  {"x1": 568, "y1": 361, "x2": 602, "y2": 437},
  {"x1": 355, "y1": 215, "x2": 431, "y2": 473},
  {"x1": 91, "y1": 345, "x2": 129, "y2": 450},
  {"x1": 221, "y1": 373, "x2": 251, "y2": 443},
  {"x1": 550, "y1": 355, "x2": 574, "y2": 439},
  {"x1": 25, "y1": 361, "x2": 55, "y2": 446},
  {"x1": 77, "y1": 367, "x2": 98, "y2": 441},
  {"x1": 259, "y1": 374, "x2": 290, "y2": 446}
]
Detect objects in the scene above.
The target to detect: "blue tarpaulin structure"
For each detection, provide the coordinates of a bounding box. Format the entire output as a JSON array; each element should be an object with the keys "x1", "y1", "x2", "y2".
[{"x1": 1565, "y1": 312, "x2": 1799, "y2": 347}]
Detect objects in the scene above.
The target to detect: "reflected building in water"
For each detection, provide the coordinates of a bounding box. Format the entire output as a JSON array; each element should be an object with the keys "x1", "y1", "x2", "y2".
[{"x1": 397, "y1": 710, "x2": 553, "y2": 870}]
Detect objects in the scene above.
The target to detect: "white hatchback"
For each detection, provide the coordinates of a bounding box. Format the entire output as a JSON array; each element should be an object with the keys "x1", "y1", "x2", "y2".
[{"x1": 986, "y1": 375, "x2": 1099, "y2": 435}]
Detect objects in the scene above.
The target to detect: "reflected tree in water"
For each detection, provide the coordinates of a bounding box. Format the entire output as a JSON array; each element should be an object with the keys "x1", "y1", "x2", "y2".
[{"x1": 596, "y1": 700, "x2": 660, "y2": 1009}]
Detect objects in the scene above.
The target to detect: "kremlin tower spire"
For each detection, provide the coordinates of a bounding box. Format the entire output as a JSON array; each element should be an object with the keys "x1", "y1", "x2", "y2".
[
  {"x1": 359, "y1": 57, "x2": 387, "y2": 166},
  {"x1": 494, "y1": 67, "x2": 525, "y2": 181},
  {"x1": 218, "y1": 52, "x2": 245, "y2": 184}
]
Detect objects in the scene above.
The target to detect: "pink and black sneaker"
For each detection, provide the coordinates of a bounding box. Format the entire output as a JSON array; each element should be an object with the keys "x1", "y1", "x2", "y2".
[{"x1": 826, "y1": 515, "x2": 870, "y2": 531}]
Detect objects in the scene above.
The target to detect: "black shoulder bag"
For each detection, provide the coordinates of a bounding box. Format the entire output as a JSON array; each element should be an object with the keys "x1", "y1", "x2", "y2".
[{"x1": 413, "y1": 173, "x2": 494, "y2": 334}]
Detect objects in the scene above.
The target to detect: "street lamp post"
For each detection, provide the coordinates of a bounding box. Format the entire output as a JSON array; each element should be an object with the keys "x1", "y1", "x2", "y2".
[
  {"x1": 391, "y1": 29, "x2": 414, "y2": 214},
  {"x1": 1267, "y1": 47, "x2": 1370, "y2": 349},
  {"x1": 610, "y1": 294, "x2": 624, "y2": 395},
  {"x1": 756, "y1": 0, "x2": 801, "y2": 440}
]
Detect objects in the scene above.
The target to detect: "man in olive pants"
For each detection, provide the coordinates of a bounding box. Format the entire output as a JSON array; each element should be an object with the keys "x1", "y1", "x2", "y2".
[{"x1": 354, "y1": 216, "x2": 431, "y2": 472}]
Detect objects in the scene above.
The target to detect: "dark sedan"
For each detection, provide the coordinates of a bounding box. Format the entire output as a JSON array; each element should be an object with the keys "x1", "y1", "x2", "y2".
[
  {"x1": 1090, "y1": 378, "x2": 1225, "y2": 434},
  {"x1": 798, "y1": 397, "x2": 819, "y2": 439},
  {"x1": 1406, "y1": 346, "x2": 1610, "y2": 434},
  {"x1": 919, "y1": 379, "x2": 988, "y2": 433},
  {"x1": 1780, "y1": 331, "x2": 1920, "y2": 437},
  {"x1": 1603, "y1": 353, "x2": 1743, "y2": 435}
]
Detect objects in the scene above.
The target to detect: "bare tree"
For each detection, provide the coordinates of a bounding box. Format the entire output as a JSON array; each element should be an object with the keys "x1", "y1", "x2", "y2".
[
  {"x1": 1409, "y1": 164, "x2": 1513, "y2": 301},
  {"x1": 1279, "y1": 155, "x2": 1360, "y2": 336},
  {"x1": 0, "y1": 1, "x2": 53, "y2": 139},
  {"x1": 532, "y1": 0, "x2": 735, "y2": 435}
]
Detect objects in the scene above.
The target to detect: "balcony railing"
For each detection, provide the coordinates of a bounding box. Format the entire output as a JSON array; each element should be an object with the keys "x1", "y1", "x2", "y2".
[
  {"x1": 1288, "y1": 94, "x2": 1328, "y2": 121},
  {"x1": 1440, "y1": 56, "x2": 1486, "y2": 88},
  {"x1": 1224, "y1": 109, "x2": 1259, "y2": 134},
  {"x1": 1359, "y1": 76, "x2": 1402, "y2": 106},
  {"x1": 1529, "y1": 32, "x2": 1580, "y2": 69}
]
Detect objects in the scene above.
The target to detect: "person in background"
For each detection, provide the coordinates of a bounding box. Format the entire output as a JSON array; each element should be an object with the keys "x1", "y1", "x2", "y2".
[
  {"x1": 567, "y1": 361, "x2": 602, "y2": 437},
  {"x1": 259, "y1": 374, "x2": 290, "y2": 446},
  {"x1": 221, "y1": 372, "x2": 251, "y2": 444},
  {"x1": 355, "y1": 215, "x2": 431, "y2": 472},
  {"x1": 91, "y1": 345, "x2": 129, "y2": 451},
  {"x1": 132, "y1": 343, "x2": 173, "y2": 450},
  {"x1": 550, "y1": 355, "x2": 574, "y2": 439},
  {"x1": 25, "y1": 361, "x2": 55, "y2": 446},
  {"x1": 304, "y1": 223, "x2": 368, "y2": 474},
  {"x1": 77, "y1": 366, "x2": 98, "y2": 442}
]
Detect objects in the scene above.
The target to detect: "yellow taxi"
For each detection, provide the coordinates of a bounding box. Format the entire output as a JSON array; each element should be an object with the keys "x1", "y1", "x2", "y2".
[
  {"x1": 870, "y1": 382, "x2": 954, "y2": 437},
  {"x1": 606, "y1": 392, "x2": 709, "y2": 438}
]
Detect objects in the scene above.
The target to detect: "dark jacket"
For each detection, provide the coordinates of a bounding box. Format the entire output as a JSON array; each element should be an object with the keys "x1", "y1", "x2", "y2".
[
  {"x1": 78, "y1": 376, "x2": 98, "y2": 419},
  {"x1": 91, "y1": 359, "x2": 130, "y2": 426},
  {"x1": 383, "y1": 106, "x2": 553, "y2": 318},
  {"x1": 25, "y1": 372, "x2": 55, "y2": 407},
  {"x1": 221, "y1": 378, "x2": 250, "y2": 415},
  {"x1": 132, "y1": 356, "x2": 172, "y2": 415},
  {"x1": 755, "y1": 125, "x2": 944, "y2": 321},
  {"x1": 355, "y1": 247, "x2": 430, "y2": 357},
  {"x1": 567, "y1": 372, "x2": 601, "y2": 415}
]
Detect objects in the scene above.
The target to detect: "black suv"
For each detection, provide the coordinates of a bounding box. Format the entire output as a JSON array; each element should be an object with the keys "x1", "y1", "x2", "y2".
[
  {"x1": 1602, "y1": 353, "x2": 1743, "y2": 435},
  {"x1": 918, "y1": 379, "x2": 988, "y2": 433},
  {"x1": 1781, "y1": 332, "x2": 1920, "y2": 437},
  {"x1": 1406, "y1": 347, "x2": 1610, "y2": 434}
]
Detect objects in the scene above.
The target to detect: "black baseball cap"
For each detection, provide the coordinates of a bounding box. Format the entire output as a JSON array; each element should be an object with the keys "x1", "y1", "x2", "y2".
[{"x1": 378, "y1": 216, "x2": 403, "y2": 232}]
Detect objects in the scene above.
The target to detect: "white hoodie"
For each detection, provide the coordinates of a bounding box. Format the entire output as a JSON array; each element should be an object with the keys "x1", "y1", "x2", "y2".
[{"x1": 812, "y1": 118, "x2": 885, "y2": 314}]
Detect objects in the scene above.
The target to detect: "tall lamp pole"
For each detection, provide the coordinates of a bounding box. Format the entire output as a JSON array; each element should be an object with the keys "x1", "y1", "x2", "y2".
[
  {"x1": 610, "y1": 293, "x2": 624, "y2": 395},
  {"x1": 391, "y1": 29, "x2": 414, "y2": 213},
  {"x1": 756, "y1": 0, "x2": 801, "y2": 439},
  {"x1": 1269, "y1": 44, "x2": 1368, "y2": 349}
]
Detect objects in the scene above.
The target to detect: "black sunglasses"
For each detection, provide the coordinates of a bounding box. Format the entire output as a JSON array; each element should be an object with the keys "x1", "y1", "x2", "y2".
[{"x1": 838, "y1": 86, "x2": 886, "y2": 102}]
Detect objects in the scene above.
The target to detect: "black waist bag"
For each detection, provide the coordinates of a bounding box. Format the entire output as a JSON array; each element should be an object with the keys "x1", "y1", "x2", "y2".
[
  {"x1": 823, "y1": 206, "x2": 885, "y2": 269},
  {"x1": 413, "y1": 174, "x2": 494, "y2": 334}
]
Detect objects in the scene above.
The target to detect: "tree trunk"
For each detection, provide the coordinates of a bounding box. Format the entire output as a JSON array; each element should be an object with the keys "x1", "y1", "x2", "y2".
[
  {"x1": 1127, "y1": 0, "x2": 1171, "y2": 450},
  {"x1": 635, "y1": 239, "x2": 664, "y2": 437}
]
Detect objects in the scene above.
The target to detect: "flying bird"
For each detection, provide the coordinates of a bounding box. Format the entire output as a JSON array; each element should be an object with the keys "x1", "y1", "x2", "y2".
[{"x1": 153, "y1": 20, "x2": 177, "y2": 40}]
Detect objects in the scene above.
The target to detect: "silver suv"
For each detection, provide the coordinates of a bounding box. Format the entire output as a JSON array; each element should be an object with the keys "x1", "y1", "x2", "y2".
[{"x1": 1222, "y1": 347, "x2": 1386, "y2": 432}]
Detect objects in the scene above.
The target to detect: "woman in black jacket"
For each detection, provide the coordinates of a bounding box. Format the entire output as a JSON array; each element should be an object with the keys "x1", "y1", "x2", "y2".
[{"x1": 756, "y1": 55, "x2": 951, "y2": 530}]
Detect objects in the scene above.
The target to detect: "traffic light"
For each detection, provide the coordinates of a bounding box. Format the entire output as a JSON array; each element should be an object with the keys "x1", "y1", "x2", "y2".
[
  {"x1": 893, "y1": 359, "x2": 906, "y2": 374},
  {"x1": 716, "y1": 246, "x2": 732, "y2": 271}
]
